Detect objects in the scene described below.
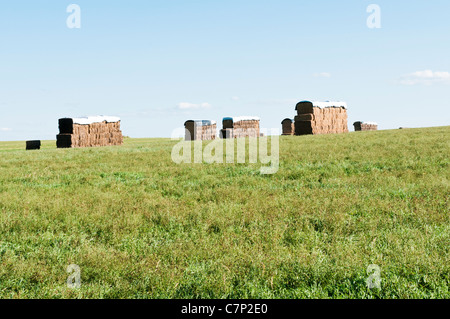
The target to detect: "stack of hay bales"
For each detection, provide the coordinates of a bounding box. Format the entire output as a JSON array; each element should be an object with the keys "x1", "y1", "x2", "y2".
[
  {"x1": 184, "y1": 120, "x2": 217, "y2": 141},
  {"x1": 294, "y1": 101, "x2": 348, "y2": 135},
  {"x1": 281, "y1": 118, "x2": 295, "y2": 135},
  {"x1": 221, "y1": 116, "x2": 260, "y2": 139},
  {"x1": 57, "y1": 116, "x2": 123, "y2": 148},
  {"x1": 353, "y1": 121, "x2": 378, "y2": 131}
]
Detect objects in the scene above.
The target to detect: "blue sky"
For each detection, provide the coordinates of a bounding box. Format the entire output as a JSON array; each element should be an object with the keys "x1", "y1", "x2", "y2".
[{"x1": 0, "y1": 0, "x2": 449, "y2": 140}]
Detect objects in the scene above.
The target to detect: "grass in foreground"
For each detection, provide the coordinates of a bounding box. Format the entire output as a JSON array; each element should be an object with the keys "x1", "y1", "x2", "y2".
[{"x1": 0, "y1": 127, "x2": 449, "y2": 298}]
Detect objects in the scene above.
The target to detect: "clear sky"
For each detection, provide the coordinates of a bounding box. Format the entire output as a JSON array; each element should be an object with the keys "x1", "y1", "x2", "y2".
[{"x1": 1, "y1": 0, "x2": 449, "y2": 140}]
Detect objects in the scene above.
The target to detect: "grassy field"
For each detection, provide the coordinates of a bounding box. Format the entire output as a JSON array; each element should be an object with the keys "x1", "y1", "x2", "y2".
[{"x1": 0, "y1": 126, "x2": 449, "y2": 298}]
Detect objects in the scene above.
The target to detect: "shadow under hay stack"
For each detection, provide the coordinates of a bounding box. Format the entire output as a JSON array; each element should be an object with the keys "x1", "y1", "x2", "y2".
[
  {"x1": 221, "y1": 116, "x2": 260, "y2": 139},
  {"x1": 57, "y1": 116, "x2": 123, "y2": 148},
  {"x1": 353, "y1": 121, "x2": 378, "y2": 131},
  {"x1": 184, "y1": 120, "x2": 217, "y2": 141},
  {"x1": 294, "y1": 101, "x2": 349, "y2": 135},
  {"x1": 281, "y1": 118, "x2": 295, "y2": 135}
]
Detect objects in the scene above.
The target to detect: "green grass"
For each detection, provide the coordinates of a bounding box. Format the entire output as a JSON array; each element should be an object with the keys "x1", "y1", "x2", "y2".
[{"x1": 0, "y1": 127, "x2": 449, "y2": 299}]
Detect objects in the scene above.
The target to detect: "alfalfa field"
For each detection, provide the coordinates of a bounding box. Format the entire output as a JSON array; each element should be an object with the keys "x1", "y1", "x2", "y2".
[{"x1": 0, "y1": 126, "x2": 448, "y2": 298}]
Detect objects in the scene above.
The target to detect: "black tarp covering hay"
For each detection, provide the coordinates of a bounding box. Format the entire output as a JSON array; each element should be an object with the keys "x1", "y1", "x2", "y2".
[{"x1": 26, "y1": 140, "x2": 41, "y2": 150}]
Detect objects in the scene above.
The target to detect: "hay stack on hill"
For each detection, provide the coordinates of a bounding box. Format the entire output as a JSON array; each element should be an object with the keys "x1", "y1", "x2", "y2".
[
  {"x1": 57, "y1": 116, "x2": 123, "y2": 148},
  {"x1": 294, "y1": 101, "x2": 348, "y2": 135},
  {"x1": 281, "y1": 118, "x2": 295, "y2": 135},
  {"x1": 184, "y1": 120, "x2": 217, "y2": 141},
  {"x1": 221, "y1": 116, "x2": 260, "y2": 139},
  {"x1": 353, "y1": 121, "x2": 378, "y2": 131}
]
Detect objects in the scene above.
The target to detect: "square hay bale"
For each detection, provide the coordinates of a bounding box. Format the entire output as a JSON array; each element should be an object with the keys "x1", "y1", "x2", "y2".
[
  {"x1": 58, "y1": 118, "x2": 75, "y2": 134},
  {"x1": 222, "y1": 119, "x2": 234, "y2": 129},
  {"x1": 295, "y1": 101, "x2": 314, "y2": 114},
  {"x1": 26, "y1": 140, "x2": 41, "y2": 150},
  {"x1": 56, "y1": 134, "x2": 73, "y2": 148},
  {"x1": 220, "y1": 128, "x2": 233, "y2": 139},
  {"x1": 294, "y1": 114, "x2": 314, "y2": 121},
  {"x1": 281, "y1": 118, "x2": 295, "y2": 135},
  {"x1": 295, "y1": 120, "x2": 313, "y2": 135}
]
